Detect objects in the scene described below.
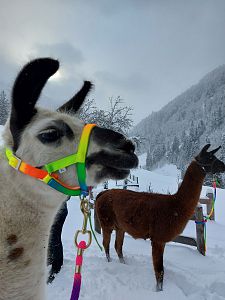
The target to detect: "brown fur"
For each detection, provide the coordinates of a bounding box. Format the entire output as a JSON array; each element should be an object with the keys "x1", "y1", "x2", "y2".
[
  {"x1": 8, "y1": 247, "x2": 24, "y2": 260},
  {"x1": 96, "y1": 161, "x2": 206, "y2": 290},
  {"x1": 6, "y1": 235, "x2": 18, "y2": 245}
]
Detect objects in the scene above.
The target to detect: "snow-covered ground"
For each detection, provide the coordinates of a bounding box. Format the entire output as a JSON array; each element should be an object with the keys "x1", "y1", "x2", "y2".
[
  {"x1": 48, "y1": 159, "x2": 225, "y2": 300},
  {"x1": 1, "y1": 125, "x2": 225, "y2": 299}
]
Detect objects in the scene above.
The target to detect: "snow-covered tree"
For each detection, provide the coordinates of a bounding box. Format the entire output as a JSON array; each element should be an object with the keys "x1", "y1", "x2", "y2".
[
  {"x1": 146, "y1": 150, "x2": 153, "y2": 170},
  {"x1": 79, "y1": 96, "x2": 133, "y2": 135},
  {"x1": 0, "y1": 90, "x2": 10, "y2": 125},
  {"x1": 78, "y1": 98, "x2": 96, "y2": 123},
  {"x1": 101, "y1": 96, "x2": 133, "y2": 134},
  {"x1": 130, "y1": 135, "x2": 144, "y2": 152},
  {"x1": 169, "y1": 135, "x2": 180, "y2": 164}
]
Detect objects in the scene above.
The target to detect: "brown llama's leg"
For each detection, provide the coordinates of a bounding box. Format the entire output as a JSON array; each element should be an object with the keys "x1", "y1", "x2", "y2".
[
  {"x1": 151, "y1": 241, "x2": 165, "y2": 292},
  {"x1": 115, "y1": 229, "x2": 125, "y2": 263},
  {"x1": 102, "y1": 228, "x2": 112, "y2": 262}
]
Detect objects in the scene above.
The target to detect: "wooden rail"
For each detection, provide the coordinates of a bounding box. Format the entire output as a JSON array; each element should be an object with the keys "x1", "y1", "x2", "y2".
[{"x1": 116, "y1": 176, "x2": 139, "y2": 189}]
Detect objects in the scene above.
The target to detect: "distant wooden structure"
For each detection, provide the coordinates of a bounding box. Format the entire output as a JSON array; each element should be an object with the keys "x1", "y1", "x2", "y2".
[
  {"x1": 94, "y1": 190, "x2": 214, "y2": 256},
  {"x1": 116, "y1": 174, "x2": 139, "y2": 189},
  {"x1": 103, "y1": 181, "x2": 108, "y2": 189}
]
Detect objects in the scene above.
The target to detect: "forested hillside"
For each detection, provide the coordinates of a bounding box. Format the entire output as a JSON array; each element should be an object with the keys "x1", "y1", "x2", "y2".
[{"x1": 131, "y1": 65, "x2": 225, "y2": 185}]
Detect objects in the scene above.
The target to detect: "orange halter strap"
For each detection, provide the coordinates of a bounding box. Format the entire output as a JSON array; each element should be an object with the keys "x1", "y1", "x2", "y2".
[{"x1": 5, "y1": 124, "x2": 96, "y2": 196}]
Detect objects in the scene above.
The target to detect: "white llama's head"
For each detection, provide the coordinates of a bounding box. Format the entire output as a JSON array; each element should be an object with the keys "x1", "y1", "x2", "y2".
[{"x1": 4, "y1": 58, "x2": 138, "y2": 187}]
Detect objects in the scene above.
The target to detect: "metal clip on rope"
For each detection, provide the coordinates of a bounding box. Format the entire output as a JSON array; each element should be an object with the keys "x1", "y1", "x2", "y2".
[{"x1": 74, "y1": 197, "x2": 92, "y2": 249}]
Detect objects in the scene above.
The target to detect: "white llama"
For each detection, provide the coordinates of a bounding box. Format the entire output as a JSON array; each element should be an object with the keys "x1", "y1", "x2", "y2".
[{"x1": 0, "y1": 58, "x2": 138, "y2": 300}]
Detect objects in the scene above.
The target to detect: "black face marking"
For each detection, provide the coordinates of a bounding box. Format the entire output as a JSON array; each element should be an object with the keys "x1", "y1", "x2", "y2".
[
  {"x1": 91, "y1": 127, "x2": 135, "y2": 153},
  {"x1": 37, "y1": 120, "x2": 74, "y2": 145},
  {"x1": 95, "y1": 166, "x2": 130, "y2": 182},
  {"x1": 91, "y1": 127, "x2": 124, "y2": 145},
  {"x1": 10, "y1": 58, "x2": 59, "y2": 151},
  {"x1": 86, "y1": 150, "x2": 138, "y2": 170},
  {"x1": 58, "y1": 81, "x2": 93, "y2": 113},
  {"x1": 195, "y1": 144, "x2": 225, "y2": 174},
  {"x1": 204, "y1": 158, "x2": 225, "y2": 174},
  {"x1": 86, "y1": 128, "x2": 138, "y2": 174}
]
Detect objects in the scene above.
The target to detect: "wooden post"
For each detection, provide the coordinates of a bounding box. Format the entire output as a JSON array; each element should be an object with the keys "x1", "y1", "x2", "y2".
[
  {"x1": 94, "y1": 207, "x2": 101, "y2": 234},
  {"x1": 195, "y1": 205, "x2": 205, "y2": 256},
  {"x1": 123, "y1": 179, "x2": 128, "y2": 189},
  {"x1": 103, "y1": 181, "x2": 108, "y2": 189},
  {"x1": 206, "y1": 190, "x2": 214, "y2": 220}
]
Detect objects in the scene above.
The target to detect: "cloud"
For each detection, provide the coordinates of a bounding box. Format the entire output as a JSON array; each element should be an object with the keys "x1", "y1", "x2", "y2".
[
  {"x1": 0, "y1": 0, "x2": 225, "y2": 123},
  {"x1": 94, "y1": 70, "x2": 150, "y2": 91},
  {"x1": 32, "y1": 42, "x2": 84, "y2": 66}
]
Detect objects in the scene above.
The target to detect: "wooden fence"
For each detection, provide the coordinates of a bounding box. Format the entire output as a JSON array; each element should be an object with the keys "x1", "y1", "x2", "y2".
[{"x1": 115, "y1": 174, "x2": 139, "y2": 189}]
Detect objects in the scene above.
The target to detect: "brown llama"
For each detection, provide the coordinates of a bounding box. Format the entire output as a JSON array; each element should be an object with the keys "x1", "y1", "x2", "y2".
[{"x1": 96, "y1": 144, "x2": 225, "y2": 292}]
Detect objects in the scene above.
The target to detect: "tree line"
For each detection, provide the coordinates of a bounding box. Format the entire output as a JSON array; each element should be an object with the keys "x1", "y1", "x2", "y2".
[
  {"x1": 0, "y1": 90, "x2": 10, "y2": 125},
  {"x1": 0, "y1": 92, "x2": 134, "y2": 136}
]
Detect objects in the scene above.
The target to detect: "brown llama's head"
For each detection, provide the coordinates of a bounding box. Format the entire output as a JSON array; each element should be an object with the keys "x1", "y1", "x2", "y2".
[
  {"x1": 4, "y1": 58, "x2": 138, "y2": 188},
  {"x1": 195, "y1": 144, "x2": 225, "y2": 174}
]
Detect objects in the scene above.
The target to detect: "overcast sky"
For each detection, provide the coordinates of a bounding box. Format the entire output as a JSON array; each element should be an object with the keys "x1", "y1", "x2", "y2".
[{"x1": 0, "y1": 0, "x2": 225, "y2": 124}]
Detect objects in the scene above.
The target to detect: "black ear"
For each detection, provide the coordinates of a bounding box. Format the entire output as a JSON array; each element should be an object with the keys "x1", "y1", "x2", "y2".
[
  {"x1": 210, "y1": 145, "x2": 221, "y2": 155},
  {"x1": 57, "y1": 81, "x2": 93, "y2": 113},
  {"x1": 10, "y1": 58, "x2": 59, "y2": 151},
  {"x1": 200, "y1": 144, "x2": 211, "y2": 154}
]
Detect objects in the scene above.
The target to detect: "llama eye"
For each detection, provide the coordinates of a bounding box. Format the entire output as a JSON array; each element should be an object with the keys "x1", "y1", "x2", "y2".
[{"x1": 38, "y1": 129, "x2": 62, "y2": 144}]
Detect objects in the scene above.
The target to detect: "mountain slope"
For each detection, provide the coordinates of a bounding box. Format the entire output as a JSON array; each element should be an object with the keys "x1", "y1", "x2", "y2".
[{"x1": 131, "y1": 64, "x2": 225, "y2": 181}]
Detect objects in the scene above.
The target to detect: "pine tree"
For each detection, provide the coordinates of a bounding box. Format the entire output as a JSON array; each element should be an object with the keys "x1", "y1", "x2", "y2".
[
  {"x1": 213, "y1": 107, "x2": 223, "y2": 128},
  {"x1": 197, "y1": 120, "x2": 206, "y2": 136},
  {"x1": 171, "y1": 136, "x2": 179, "y2": 164},
  {"x1": 221, "y1": 134, "x2": 225, "y2": 160},
  {"x1": 146, "y1": 150, "x2": 153, "y2": 170},
  {"x1": 218, "y1": 134, "x2": 225, "y2": 188},
  {"x1": 0, "y1": 91, "x2": 10, "y2": 125}
]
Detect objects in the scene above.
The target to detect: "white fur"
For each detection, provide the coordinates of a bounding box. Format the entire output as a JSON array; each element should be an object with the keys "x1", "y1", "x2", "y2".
[{"x1": 0, "y1": 109, "x2": 105, "y2": 300}]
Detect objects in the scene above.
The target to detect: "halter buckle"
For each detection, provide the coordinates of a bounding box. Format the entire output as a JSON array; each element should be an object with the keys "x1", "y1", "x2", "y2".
[{"x1": 11, "y1": 156, "x2": 22, "y2": 170}]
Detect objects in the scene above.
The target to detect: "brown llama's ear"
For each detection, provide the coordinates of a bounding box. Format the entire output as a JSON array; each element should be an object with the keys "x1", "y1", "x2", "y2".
[
  {"x1": 10, "y1": 58, "x2": 59, "y2": 151},
  {"x1": 57, "y1": 81, "x2": 93, "y2": 114},
  {"x1": 201, "y1": 144, "x2": 211, "y2": 154},
  {"x1": 210, "y1": 145, "x2": 221, "y2": 155}
]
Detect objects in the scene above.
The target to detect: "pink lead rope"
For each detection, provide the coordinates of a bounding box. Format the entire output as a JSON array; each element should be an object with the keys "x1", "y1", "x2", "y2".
[
  {"x1": 70, "y1": 241, "x2": 87, "y2": 300},
  {"x1": 70, "y1": 195, "x2": 99, "y2": 299}
]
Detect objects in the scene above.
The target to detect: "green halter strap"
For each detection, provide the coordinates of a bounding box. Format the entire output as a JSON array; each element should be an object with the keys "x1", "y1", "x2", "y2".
[{"x1": 5, "y1": 124, "x2": 96, "y2": 196}]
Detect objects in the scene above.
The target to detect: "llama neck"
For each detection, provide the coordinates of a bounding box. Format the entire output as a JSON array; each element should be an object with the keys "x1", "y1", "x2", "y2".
[
  {"x1": 176, "y1": 160, "x2": 206, "y2": 214},
  {"x1": 0, "y1": 158, "x2": 67, "y2": 300}
]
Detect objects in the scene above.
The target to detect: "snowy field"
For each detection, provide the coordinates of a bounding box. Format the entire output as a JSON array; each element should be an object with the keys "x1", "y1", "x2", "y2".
[{"x1": 1, "y1": 126, "x2": 225, "y2": 299}]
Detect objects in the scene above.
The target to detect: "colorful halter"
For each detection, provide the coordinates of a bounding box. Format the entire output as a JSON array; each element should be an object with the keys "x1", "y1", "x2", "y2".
[{"x1": 5, "y1": 124, "x2": 96, "y2": 196}]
